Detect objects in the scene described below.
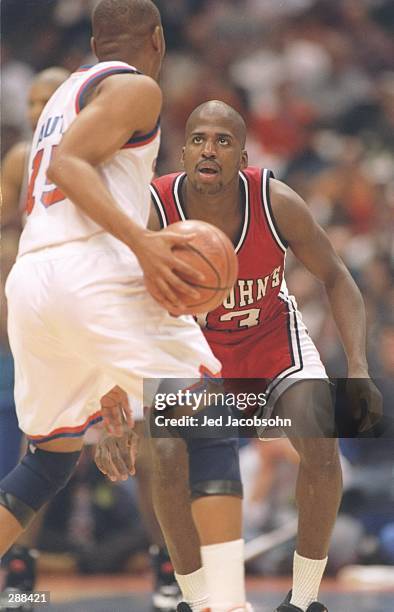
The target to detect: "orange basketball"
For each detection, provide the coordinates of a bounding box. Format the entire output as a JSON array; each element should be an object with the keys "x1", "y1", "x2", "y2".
[{"x1": 164, "y1": 220, "x2": 238, "y2": 314}]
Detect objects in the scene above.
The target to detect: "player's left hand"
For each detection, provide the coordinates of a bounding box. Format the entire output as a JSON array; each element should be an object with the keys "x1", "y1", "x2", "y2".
[
  {"x1": 95, "y1": 429, "x2": 139, "y2": 481},
  {"x1": 346, "y1": 374, "x2": 383, "y2": 433},
  {"x1": 100, "y1": 385, "x2": 134, "y2": 437}
]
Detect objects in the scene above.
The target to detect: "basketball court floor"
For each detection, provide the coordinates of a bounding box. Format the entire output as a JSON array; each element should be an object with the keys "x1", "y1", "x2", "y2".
[{"x1": 36, "y1": 575, "x2": 393, "y2": 611}]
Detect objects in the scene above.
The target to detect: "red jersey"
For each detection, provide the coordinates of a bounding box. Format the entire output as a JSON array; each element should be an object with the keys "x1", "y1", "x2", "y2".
[{"x1": 151, "y1": 168, "x2": 305, "y2": 381}]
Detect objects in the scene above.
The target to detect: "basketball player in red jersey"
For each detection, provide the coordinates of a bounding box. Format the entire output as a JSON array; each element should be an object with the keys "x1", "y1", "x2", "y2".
[{"x1": 143, "y1": 101, "x2": 382, "y2": 612}]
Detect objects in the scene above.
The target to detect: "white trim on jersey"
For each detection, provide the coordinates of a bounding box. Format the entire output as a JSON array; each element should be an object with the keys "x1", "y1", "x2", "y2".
[
  {"x1": 261, "y1": 168, "x2": 287, "y2": 253},
  {"x1": 173, "y1": 173, "x2": 186, "y2": 220},
  {"x1": 236, "y1": 171, "x2": 250, "y2": 254},
  {"x1": 150, "y1": 184, "x2": 168, "y2": 228},
  {"x1": 263, "y1": 287, "x2": 304, "y2": 403},
  {"x1": 173, "y1": 171, "x2": 250, "y2": 254}
]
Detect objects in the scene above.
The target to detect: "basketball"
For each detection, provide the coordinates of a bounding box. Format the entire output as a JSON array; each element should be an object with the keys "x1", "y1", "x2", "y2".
[{"x1": 165, "y1": 220, "x2": 238, "y2": 314}]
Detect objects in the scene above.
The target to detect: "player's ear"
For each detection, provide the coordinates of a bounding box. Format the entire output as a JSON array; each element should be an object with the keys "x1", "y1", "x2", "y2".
[
  {"x1": 181, "y1": 147, "x2": 186, "y2": 167},
  {"x1": 152, "y1": 25, "x2": 166, "y2": 58},
  {"x1": 90, "y1": 37, "x2": 97, "y2": 57},
  {"x1": 240, "y1": 149, "x2": 248, "y2": 169}
]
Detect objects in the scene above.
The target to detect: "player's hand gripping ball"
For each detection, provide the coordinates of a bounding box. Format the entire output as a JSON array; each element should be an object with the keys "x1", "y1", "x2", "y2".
[{"x1": 163, "y1": 220, "x2": 238, "y2": 315}]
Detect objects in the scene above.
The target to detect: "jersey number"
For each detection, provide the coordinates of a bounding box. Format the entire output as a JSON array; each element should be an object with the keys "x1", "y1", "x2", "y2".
[
  {"x1": 197, "y1": 308, "x2": 261, "y2": 330},
  {"x1": 26, "y1": 145, "x2": 65, "y2": 214},
  {"x1": 220, "y1": 308, "x2": 261, "y2": 328}
]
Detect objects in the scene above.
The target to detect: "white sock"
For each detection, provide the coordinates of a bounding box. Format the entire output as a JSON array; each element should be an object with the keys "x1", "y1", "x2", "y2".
[
  {"x1": 290, "y1": 551, "x2": 327, "y2": 611},
  {"x1": 201, "y1": 538, "x2": 246, "y2": 611},
  {"x1": 175, "y1": 567, "x2": 209, "y2": 611}
]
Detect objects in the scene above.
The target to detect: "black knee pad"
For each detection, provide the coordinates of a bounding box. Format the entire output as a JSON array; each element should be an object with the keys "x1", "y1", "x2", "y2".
[
  {"x1": 186, "y1": 437, "x2": 243, "y2": 500},
  {"x1": 0, "y1": 446, "x2": 80, "y2": 528}
]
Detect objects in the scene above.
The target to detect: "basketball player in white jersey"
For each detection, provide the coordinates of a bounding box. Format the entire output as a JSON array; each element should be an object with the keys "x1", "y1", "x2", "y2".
[
  {"x1": 1, "y1": 68, "x2": 70, "y2": 597},
  {"x1": 0, "y1": 0, "x2": 221, "y2": 559}
]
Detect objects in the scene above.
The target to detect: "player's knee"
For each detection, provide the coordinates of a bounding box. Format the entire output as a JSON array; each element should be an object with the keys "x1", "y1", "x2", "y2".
[
  {"x1": 186, "y1": 437, "x2": 243, "y2": 500},
  {"x1": 278, "y1": 381, "x2": 335, "y2": 437},
  {"x1": 150, "y1": 437, "x2": 188, "y2": 486},
  {"x1": 0, "y1": 446, "x2": 80, "y2": 528},
  {"x1": 296, "y1": 438, "x2": 340, "y2": 472}
]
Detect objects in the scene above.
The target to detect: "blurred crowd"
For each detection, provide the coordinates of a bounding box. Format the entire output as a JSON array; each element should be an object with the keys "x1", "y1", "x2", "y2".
[{"x1": 1, "y1": 0, "x2": 393, "y2": 577}]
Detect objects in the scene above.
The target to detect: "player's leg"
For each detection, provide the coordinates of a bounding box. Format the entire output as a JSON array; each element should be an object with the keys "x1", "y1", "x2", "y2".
[
  {"x1": 150, "y1": 433, "x2": 248, "y2": 612},
  {"x1": 274, "y1": 380, "x2": 341, "y2": 612},
  {"x1": 57, "y1": 252, "x2": 248, "y2": 609},
  {"x1": 150, "y1": 436, "x2": 206, "y2": 611},
  {"x1": 0, "y1": 437, "x2": 83, "y2": 556},
  {"x1": 133, "y1": 418, "x2": 181, "y2": 611},
  {"x1": 135, "y1": 423, "x2": 167, "y2": 548},
  {"x1": 188, "y1": 437, "x2": 246, "y2": 612},
  {"x1": 2, "y1": 255, "x2": 113, "y2": 558}
]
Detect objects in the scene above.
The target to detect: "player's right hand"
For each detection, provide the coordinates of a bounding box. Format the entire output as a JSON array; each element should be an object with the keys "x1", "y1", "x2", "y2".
[
  {"x1": 100, "y1": 385, "x2": 134, "y2": 437},
  {"x1": 134, "y1": 229, "x2": 204, "y2": 312},
  {"x1": 95, "y1": 429, "x2": 139, "y2": 482}
]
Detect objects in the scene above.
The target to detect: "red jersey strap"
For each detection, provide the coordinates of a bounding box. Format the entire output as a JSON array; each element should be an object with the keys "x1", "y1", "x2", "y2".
[
  {"x1": 150, "y1": 171, "x2": 251, "y2": 253},
  {"x1": 150, "y1": 172, "x2": 183, "y2": 228},
  {"x1": 150, "y1": 168, "x2": 286, "y2": 254},
  {"x1": 260, "y1": 167, "x2": 288, "y2": 252},
  {"x1": 167, "y1": 172, "x2": 250, "y2": 254}
]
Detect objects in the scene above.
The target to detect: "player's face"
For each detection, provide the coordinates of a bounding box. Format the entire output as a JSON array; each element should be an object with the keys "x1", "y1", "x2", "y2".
[
  {"x1": 28, "y1": 81, "x2": 58, "y2": 130},
  {"x1": 182, "y1": 116, "x2": 247, "y2": 195}
]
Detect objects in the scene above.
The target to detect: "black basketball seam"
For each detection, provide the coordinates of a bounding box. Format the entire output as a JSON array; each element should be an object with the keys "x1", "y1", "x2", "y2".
[
  {"x1": 211, "y1": 225, "x2": 233, "y2": 288},
  {"x1": 184, "y1": 294, "x2": 220, "y2": 308},
  {"x1": 178, "y1": 244, "x2": 232, "y2": 291}
]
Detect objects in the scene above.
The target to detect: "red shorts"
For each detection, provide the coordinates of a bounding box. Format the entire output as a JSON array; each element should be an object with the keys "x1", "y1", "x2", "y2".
[{"x1": 206, "y1": 308, "x2": 327, "y2": 412}]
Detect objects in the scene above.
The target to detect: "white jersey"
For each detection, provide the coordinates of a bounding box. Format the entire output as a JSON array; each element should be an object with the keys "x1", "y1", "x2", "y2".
[{"x1": 18, "y1": 61, "x2": 160, "y2": 256}]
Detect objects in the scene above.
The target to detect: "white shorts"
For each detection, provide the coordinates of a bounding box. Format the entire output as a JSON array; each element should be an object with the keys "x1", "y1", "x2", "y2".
[{"x1": 5, "y1": 236, "x2": 221, "y2": 442}]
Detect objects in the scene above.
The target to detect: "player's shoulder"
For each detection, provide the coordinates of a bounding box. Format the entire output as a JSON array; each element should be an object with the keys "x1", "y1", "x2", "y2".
[
  {"x1": 78, "y1": 62, "x2": 162, "y2": 110},
  {"x1": 151, "y1": 172, "x2": 183, "y2": 193},
  {"x1": 241, "y1": 166, "x2": 275, "y2": 186},
  {"x1": 269, "y1": 178, "x2": 306, "y2": 210},
  {"x1": 269, "y1": 178, "x2": 314, "y2": 243},
  {"x1": 4, "y1": 140, "x2": 30, "y2": 164},
  {"x1": 98, "y1": 69, "x2": 161, "y2": 100},
  {"x1": 241, "y1": 166, "x2": 262, "y2": 180},
  {"x1": 2, "y1": 140, "x2": 30, "y2": 177}
]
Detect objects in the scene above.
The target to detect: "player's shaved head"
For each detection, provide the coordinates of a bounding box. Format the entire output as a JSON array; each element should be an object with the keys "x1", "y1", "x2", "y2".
[
  {"x1": 28, "y1": 67, "x2": 70, "y2": 130},
  {"x1": 92, "y1": 0, "x2": 161, "y2": 58},
  {"x1": 185, "y1": 101, "x2": 247, "y2": 147},
  {"x1": 33, "y1": 67, "x2": 70, "y2": 87}
]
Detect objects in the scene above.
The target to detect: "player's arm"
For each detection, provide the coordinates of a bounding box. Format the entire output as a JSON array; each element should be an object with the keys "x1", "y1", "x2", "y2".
[
  {"x1": 1, "y1": 142, "x2": 28, "y2": 315},
  {"x1": 270, "y1": 179, "x2": 367, "y2": 374},
  {"x1": 47, "y1": 74, "x2": 201, "y2": 312},
  {"x1": 148, "y1": 195, "x2": 163, "y2": 231},
  {"x1": 1, "y1": 141, "x2": 29, "y2": 229},
  {"x1": 270, "y1": 179, "x2": 382, "y2": 428}
]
